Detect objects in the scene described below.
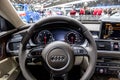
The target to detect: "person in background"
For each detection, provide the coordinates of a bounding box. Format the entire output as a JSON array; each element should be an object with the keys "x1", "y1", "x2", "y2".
[
  {"x1": 85, "y1": 7, "x2": 91, "y2": 15},
  {"x1": 70, "y1": 8, "x2": 77, "y2": 18},
  {"x1": 79, "y1": 8, "x2": 85, "y2": 15},
  {"x1": 93, "y1": 8, "x2": 98, "y2": 15},
  {"x1": 97, "y1": 8, "x2": 103, "y2": 15},
  {"x1": 70, "y1": 8, "x2": 77, "y2": 15}
]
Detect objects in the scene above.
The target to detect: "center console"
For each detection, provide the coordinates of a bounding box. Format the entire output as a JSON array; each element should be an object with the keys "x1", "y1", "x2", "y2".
[
  {"x1": 95, "y1": 40, "x2": 120, "y2": 75},
  {"x1": 95, "y1": 20, "x2": 120, "y2": 76}
]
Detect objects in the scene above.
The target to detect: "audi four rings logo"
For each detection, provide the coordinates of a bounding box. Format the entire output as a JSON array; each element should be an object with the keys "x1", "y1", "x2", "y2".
[{"x1": 50, "y1": 55, "x2": 65, "y2": 62}]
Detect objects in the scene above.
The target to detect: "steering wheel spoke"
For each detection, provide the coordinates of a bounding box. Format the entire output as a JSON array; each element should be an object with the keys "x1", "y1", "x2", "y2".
[
  {"x1": 27, "y1": 46, "x2": 43, "y2": 58},
  {"x1": 23, "y1": 46, "x2": 44, "y2": 64},
  {"x1": 73, "y1": 46, "x2": 88, "y2": 56}
]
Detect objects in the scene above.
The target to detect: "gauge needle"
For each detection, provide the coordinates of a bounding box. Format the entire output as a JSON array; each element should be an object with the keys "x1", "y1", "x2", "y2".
[{"x1": 44, "y1": 36, "x2": 47, "y2": 45}]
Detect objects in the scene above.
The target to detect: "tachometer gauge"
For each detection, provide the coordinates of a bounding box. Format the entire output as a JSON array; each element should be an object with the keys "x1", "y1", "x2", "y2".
[
  {"x1": 37, "y1": 30, "x2": 54, "y2": 45},
  {"x1": 65, "y1": 31, "x2": 85, "y2": 44}
]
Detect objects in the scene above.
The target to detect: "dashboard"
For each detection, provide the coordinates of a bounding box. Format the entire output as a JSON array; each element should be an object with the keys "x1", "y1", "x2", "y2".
[
  {"x1": 1, "y1": 19, "x2": 120, "y2": 77},
  {"x1": 6, "y1": 23, "x2": 87, "y2": 56}
]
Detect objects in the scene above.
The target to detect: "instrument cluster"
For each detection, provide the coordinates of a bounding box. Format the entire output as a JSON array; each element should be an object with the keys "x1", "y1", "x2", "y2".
[
  {"x1": 7, "y1": 28, "x2": 86, "y2": 55},
  {"x1": 32, "y1": 29, "x2": 85, "y2": 46}
]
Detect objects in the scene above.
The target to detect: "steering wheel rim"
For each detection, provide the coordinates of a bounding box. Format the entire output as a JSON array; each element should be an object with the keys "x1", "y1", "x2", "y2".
[{"x1": 19, "y1": 16, "x2": 97, "y2": 80}]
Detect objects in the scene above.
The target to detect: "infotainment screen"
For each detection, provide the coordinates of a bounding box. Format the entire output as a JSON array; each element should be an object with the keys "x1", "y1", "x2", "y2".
[{"x1": 100, "y1": 22, "x2": 120, "y2": 40}]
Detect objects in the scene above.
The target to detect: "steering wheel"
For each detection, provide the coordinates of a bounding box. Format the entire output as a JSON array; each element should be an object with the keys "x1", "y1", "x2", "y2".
[{"x1": 19, "y1": 16, "x2": 97, "y2": 80}]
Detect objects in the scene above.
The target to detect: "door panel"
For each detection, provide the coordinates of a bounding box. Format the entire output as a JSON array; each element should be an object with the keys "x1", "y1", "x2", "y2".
[{"x1": 0, "y1": 57, "x2": 19, "y2": 80}]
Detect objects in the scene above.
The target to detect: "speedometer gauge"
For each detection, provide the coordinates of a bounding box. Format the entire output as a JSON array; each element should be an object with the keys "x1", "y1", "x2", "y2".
[
  {"x1": 36, "y1": 30, "x2": 54, "y2": 45},
  {"x1": 65, "y1": 31, "x2": 85, "y2": 44}
]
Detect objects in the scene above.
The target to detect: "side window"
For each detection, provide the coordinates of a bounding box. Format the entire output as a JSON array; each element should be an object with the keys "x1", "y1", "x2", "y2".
[
  {"x1": 0, "y1": 17, "x2": 6, "y2": 32},
  {"x1": 0, "y1": 16, "x2": 14, "y2": 32}
]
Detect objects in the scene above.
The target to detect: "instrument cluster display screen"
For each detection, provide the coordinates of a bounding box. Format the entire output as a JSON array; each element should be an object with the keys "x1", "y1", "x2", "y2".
[{"x1": 100, "y1": 22, "x2": 120, "y2": 40}]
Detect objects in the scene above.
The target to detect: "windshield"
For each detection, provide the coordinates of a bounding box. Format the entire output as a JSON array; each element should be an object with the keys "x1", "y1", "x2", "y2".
[{"x1": 10, "y1": 0, "x2": 120, "y2": 23}]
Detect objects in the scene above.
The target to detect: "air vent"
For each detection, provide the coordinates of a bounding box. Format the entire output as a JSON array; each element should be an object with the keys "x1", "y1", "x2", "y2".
[{"x1": 8, "y1": 42, "x2": 20, "y2": 51}]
